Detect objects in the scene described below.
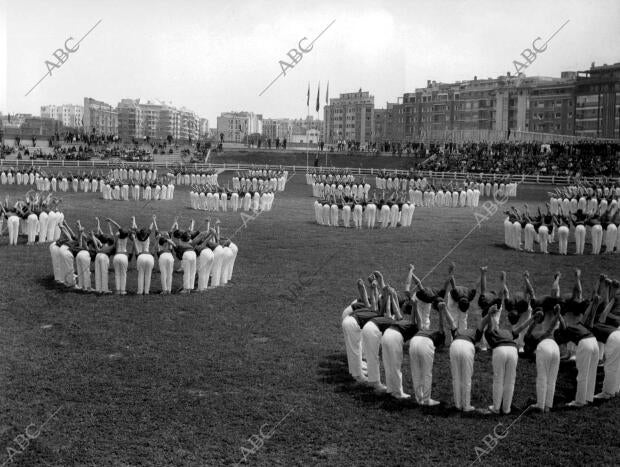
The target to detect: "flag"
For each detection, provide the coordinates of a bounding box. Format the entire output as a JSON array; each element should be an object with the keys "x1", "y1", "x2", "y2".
[
  {"x1": 315, "y1": 82, "x2": 320, "y2": 112},
  {"x1": 306, "y1": 83, "x2": 310, "y2": 107},
  {"x1": 325, "y1": 81, "x2": 329, "y2": 105}
]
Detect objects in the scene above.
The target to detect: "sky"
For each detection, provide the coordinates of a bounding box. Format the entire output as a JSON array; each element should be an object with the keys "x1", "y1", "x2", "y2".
[{"x1": 0, "y1": 0, "x2": 618, "y2": 126}]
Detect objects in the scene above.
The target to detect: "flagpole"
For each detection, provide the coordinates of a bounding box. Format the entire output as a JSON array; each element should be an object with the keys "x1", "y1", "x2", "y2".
[{"x1": 306, "y1": 83, "x2": 310, "y2": 171}]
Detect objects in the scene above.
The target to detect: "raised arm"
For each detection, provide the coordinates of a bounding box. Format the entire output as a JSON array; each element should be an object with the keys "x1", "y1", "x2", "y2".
[
  {"x1": 390, "y1": 288, "x2": 403, "y2": 321},
  {"x1": 357, "y1": 279, "x2": 371, "y2": 308},
  {"x1": 571, "y1": 268, "x2": 583, "y2": 302},
  {"x1": 480, "y1": 266, "x2": 488, "y2": 296},
  {"x1": 404, "y1": 264, "x2": 415, "y2": 293},
  {"x1": 410, "y1": 266, "x2": 424, "y2": 293},
  {"x1": 523, "y1": 271, "x2": 536, "y2": 300},
  {"x1": 583, "y1": 295, "x2": 601, "y2": 329},
  {"x1": 488, "y1": 305, "x2": 500, "y2": 332},
  {"x1": 106, "y1": 218, "x2": 122, "y2": 230},
  {"x1": 550, "y1": 271, "x2": 561, "y2": 298},
  {"x1": 513, "y1": 311, "x2": 539, "y2": 335}
]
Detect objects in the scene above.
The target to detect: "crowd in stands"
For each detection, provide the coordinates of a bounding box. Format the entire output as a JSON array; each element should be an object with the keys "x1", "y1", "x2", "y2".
[{"x1": 420, "y1": 141, "x2": 620, "y2": 177}]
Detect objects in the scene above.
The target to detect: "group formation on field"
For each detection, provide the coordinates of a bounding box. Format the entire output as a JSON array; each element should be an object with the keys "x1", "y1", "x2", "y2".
[
  {"x1": 504, "y1": 181, "x2": 620, "y2": 254},
  {"x1": 343, "y1": 264, "x2": 620, "y2": 412},
  {"x1": 48, "y1": 215, "x2": 237, "y2": 295}
]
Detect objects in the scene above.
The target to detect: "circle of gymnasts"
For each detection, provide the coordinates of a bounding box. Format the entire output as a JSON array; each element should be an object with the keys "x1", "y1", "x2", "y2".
[{"x1": 343, "y1": 264, "x2": 620, "y2": 412}]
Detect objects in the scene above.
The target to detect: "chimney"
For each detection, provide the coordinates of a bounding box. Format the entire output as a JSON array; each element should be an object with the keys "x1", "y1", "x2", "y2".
[{"x1": 473, "y1": 76, "x2": 477, "y2": 81}]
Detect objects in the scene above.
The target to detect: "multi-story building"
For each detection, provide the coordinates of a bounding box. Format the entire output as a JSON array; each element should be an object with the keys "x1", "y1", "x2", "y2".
[
  {"x1": 178, "y1": 107, "x2": 200, "y2": 142},
  {"x1": 373, "y1": 102, "x2": 404, "y2": 144},
  {"x1": 20, "y1": 117, "x2": 65, "y2": 138},
  {"x1": 1, "y1": 113, "x2": 33, "y2": 129},
  {"x1": 262, "y1": 118, "x2": 292, "y2": 141},
  {"x1": 116, "y1": 99, "x2": 200, "y2": 142},
  {"x1": 199, "y1": 118, "x2": 210, "y2": 137},
  {"x1": 83, "y1": 97, "x2": 118, "y2": 136},
  {"x1": 527, "y1": 74, "x2": 576, "y2": 135},
  {"x1": 217, "y1": 111, "x2": 263, "y2": 143},
  {"x1": 574, "y1": 62, "x2": 620, "y2": 139},
  {"x1": 323, "y1": 90, "x2": 374, "y2": 144},
  {"x1": 40, "y1": 104, "x2": 83, "y2": 128},
  {"x1": 117, "y1": 99, "x2": 144, "y2": 142}
]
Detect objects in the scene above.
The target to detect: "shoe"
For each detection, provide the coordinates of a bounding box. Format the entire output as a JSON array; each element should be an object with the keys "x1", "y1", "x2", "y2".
[
  {"x1": 424, "y1": 399, "x2": 440, "y2": 407},
  {"x1": 594, "y1": 392, "x2": 612, "y2": 400},
  {"x1": 353, "y1": 375, "x2": 368, "y2": 384},
  {"x1": 487, "y1": 405, "x2": 500, "y2": 414},
  {"x1": 179, "y1": 289, "x2": 190, "y2": 294},
  {"x1": 370, "y1": 382, "x2": 387, "y2": 393},
  {"x1": 391, "y1": 392, "x2": 411, "y2": 400},
  {"x1": 462, "y1": 406, "x2": 476, "y2": 412},
  {"x1": 567, "y1": 400, "x2": 585, "y2": 407}
]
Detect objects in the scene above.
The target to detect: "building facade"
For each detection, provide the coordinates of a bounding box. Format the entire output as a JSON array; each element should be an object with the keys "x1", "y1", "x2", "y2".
[
  {"x1": 217, "y1": 111, "x2": 263, "y2": 143},
  {"x1": 40, "y1": 104, "x2": 83, "y2": 128},
  {"x1": 83, "y1": 97, "x2": 118, "y2": 136},
  {"x1": 116, "y1": 99, "x2": 200, "y2": 142},
  {"x1": 574, "y1": 62, "x2": 620, "y2": 139},
  {"x1": 323, "y1": 90, "x2": 374, "y2": 144}
]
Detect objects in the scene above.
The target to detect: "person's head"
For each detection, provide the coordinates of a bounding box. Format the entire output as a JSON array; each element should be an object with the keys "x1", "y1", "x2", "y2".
[
  {"x1": 180, "y1": 231, "x2": 191, "y2": 242},
  {"x1": 533, "y1": 308, "x2": 545, "y2": 323},
  {"x1": 137, "y1": 229, "x2": 150, "y2": 241},
  {"x1": 118, "y1": 228, "x2": 129, "y2": 239},
  {"x1": 458, "y1": 297, "x2": 470, "y2": 312}
]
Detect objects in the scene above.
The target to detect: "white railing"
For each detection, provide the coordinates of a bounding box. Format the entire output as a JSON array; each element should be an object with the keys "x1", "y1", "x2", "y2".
[{"x1": 0, "y1": 158, "x2": 616, "y2": 186}]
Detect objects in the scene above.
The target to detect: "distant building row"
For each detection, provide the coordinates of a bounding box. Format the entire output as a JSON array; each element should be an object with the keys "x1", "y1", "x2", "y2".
[
  {"x1": 216, "y1": 112, "x2": 322, "y2": 144},
  {"x1": 2, "y1": 99, "x2": 207, "y2": 143},
  {"x1": 86, "y1": 98, "x2": 204, "y2": 142},
  {"x1": 324, "y1": 62, "x2": 620, "y2": 144}
]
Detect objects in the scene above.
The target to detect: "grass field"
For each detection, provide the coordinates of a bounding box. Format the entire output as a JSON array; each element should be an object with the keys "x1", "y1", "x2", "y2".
[{"x1": 0, "y1": 169, "x2": 618, "y2": 466}]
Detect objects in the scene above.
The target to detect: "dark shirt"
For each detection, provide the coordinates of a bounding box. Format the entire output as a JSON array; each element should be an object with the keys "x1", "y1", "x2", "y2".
[
  {"x1": 554, "y1": 323, "x2": 593, "y2": 345},
  {"x1": 389, "y1": 320, "x2": 418, "y2": 341},
  {"x1": 591, "y1": 323, "x2": 618, "y2": 344},
  {"x1": 451, "y1": 328, "x2": 483, "y2": 345},
  {"x1": 415, "y1": 329, "x2": 446, "y2": 348},
  {"x1": 352, "y1": 310, "x2": 380, "y2": 328},
  {"x1": 484, "y1": 328, "x2": 518, "y2": 349},
  {"x1": 369, "y1": 316, "x2": 396, "y2": 333}
]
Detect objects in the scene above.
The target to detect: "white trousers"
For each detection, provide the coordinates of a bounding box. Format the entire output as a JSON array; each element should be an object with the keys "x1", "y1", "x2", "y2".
[
  {"x1": 450, "y1": 339, "x2": 475, "y2": 409},
  {"x1": 94, "y1": 253, "x2": 110, "y2": 292},
  {"x1": 491, "y1": 345, "x2": 518, "y2": 413},
  {"x1": 220, "y1": 247, "x2": 234, "y2": 285},
  {"x1": 182, "y1": 250, "x2": 197, "y2": 290},
  {"x1": 361, "y1": 322, "x2": 383, "y2": 384},
  {"x1": 197, "y1": 248, "x2": 215, "y2": 290},
  {"x1": 381, "y1": 328, "x2": 405, "y2": 396},
  {"x1": 342, "y1": 314, "x2": 363, "y2": 378},
  {"x1": 602, "y1": 331, "x2": 620, "y2": 394},
  {"x1": 136, "y1": 253, "x2": 154, "y2": 294},
  {"x1": 76, "y1": 250, "x2": 91, "y2": 290},
  {"x1": 38, "y1": 212, "x2": 48, "y2": 243},
  {"x1": 113, "y1": 254, "x2": 128, "y2": 293},
  {"x1": 535, "y1": 338, "x2": 560, "y2": 409},
  {"x1": 210, "y1": 246, "x2": 224, "y2": 287},
  {"x1": 575, "y1": 337, "x2": 599, "y2": 404},
  {"x1": 409, "y1": 336, "x2": 436, "y2": 403},
  {"x1": 158, "y1": 252, "x2": 174, "y2": 292}
]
